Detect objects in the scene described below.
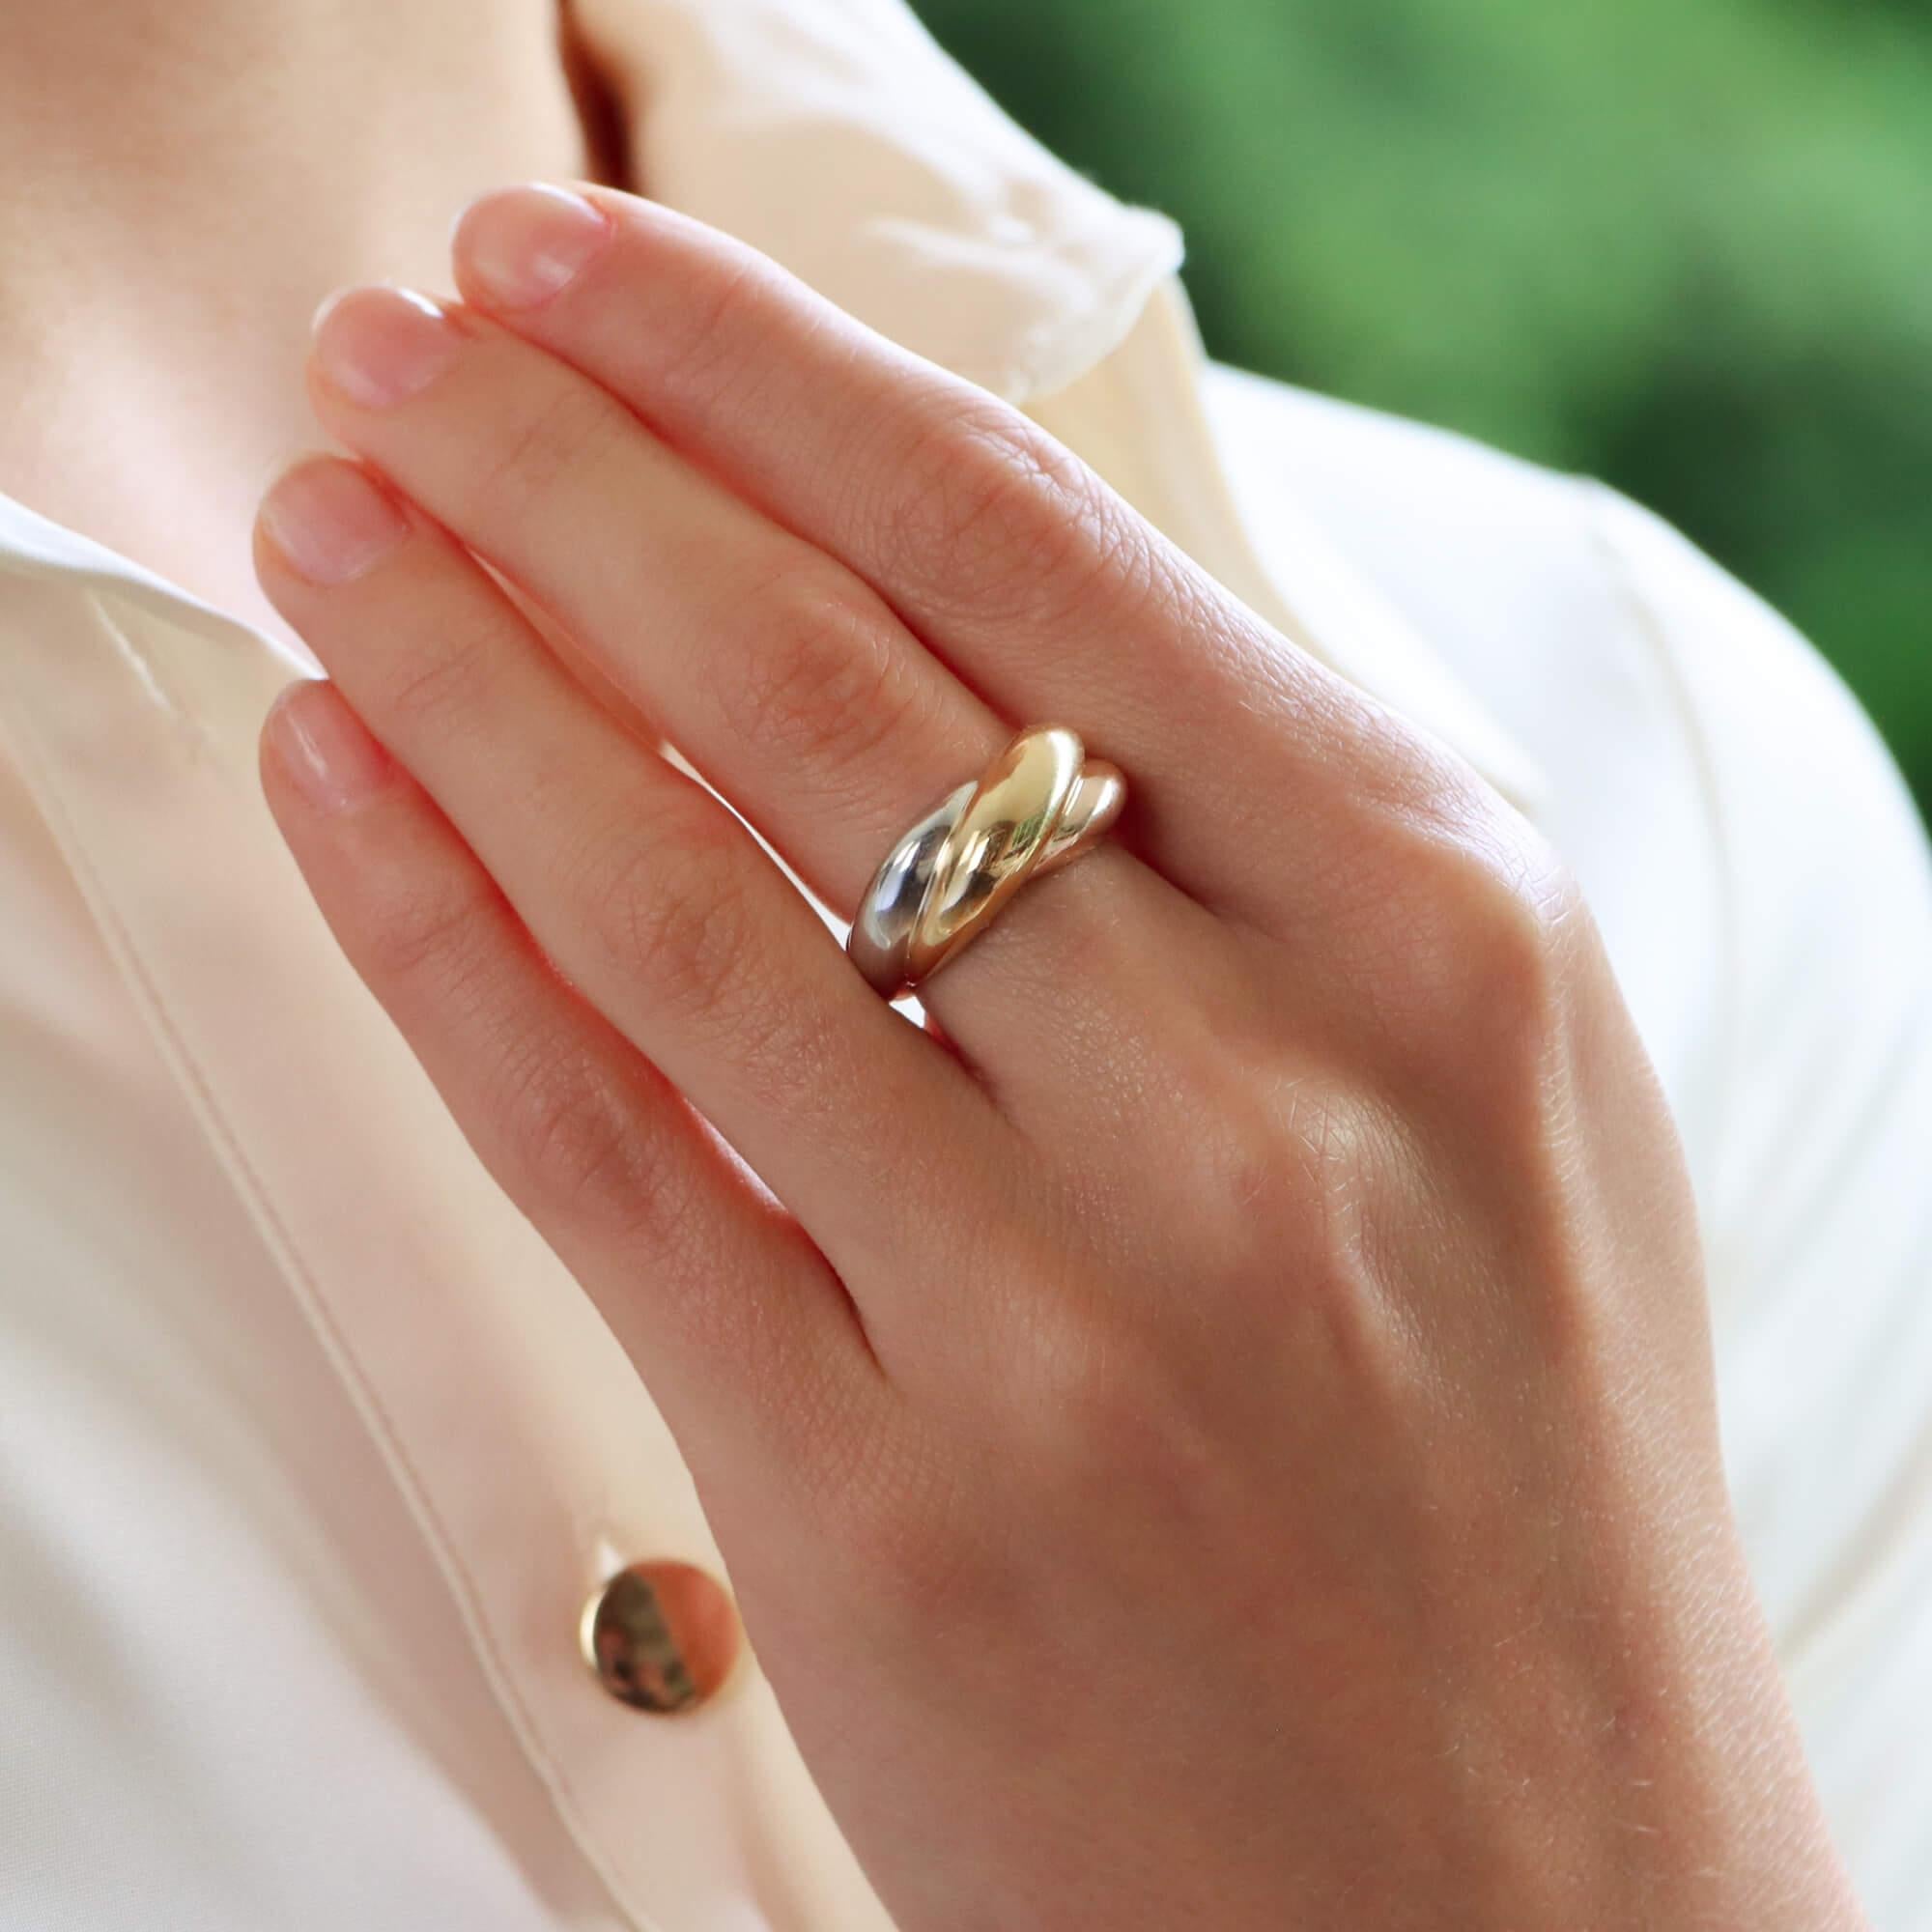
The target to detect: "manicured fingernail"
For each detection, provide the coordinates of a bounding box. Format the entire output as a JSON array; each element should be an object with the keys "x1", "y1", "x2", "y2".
[
  {"x1": 311, "y1": 284, "x2": 462, "y2": 408},
  {"x1": 267, "y1": 676, "x2": 396, "y2": 812},
  {"x1": 452, "y1": 183, "x2": 614, "y2": 309},
  {"x1": 258, "y1": 456, "x2": 411, "y2": 584}
]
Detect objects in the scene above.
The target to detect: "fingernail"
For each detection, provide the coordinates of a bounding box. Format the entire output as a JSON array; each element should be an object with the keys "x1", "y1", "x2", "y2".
[
  {"x1": 452, "y1": 183, "x2": 614, "y2": 309},
  {"x1": 311, "y1": 284, "x2": 463, "y2": 408},
  {"x1": 267, "y1": 676, "x2": 396, "y2": 813},
  {"x1": 258, "y1": 456, "x2": 411, "y2": 584}
]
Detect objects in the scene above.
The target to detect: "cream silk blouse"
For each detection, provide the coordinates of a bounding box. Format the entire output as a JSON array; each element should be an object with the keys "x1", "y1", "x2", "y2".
[{"x1": 2, "y1": 3, "x2": 1929, "y2": 1927}]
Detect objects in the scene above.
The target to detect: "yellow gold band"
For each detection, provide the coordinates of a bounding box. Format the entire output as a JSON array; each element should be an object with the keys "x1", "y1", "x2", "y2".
[{"x1": 847, "y1": 724, "x2": 1125, "y2": 1002}]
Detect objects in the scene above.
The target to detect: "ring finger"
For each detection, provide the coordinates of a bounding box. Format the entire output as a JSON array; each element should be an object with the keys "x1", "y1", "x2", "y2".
[{"x1": 251, "y1": 452, "x2": 1007, "y2": 1335}]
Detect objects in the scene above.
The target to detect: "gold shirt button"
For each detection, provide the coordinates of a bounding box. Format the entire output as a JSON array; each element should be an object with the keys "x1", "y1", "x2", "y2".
[{"x1": 579, "y1": 1559, "x2": 743, "y2": 1714}]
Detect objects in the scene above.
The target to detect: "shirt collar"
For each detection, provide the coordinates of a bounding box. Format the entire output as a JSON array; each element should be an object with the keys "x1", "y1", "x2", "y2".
[
  {"x1": 568, "y1": 0, "x2": 1188, "y2": 404},
  {"x1": 0, "y1": 488, "x2": 316, "y2": 675}
]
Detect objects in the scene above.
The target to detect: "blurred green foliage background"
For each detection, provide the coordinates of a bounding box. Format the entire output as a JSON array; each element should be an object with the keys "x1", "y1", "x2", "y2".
[{"x1": 913, "y1": 0, "x2": 1931, "y2": 821}]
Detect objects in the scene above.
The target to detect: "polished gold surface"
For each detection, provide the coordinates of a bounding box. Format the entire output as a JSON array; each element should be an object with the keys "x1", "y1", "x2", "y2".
[
  {"x1": 579, "y1": 1560, "x2": 744, "y2": 1714},
  {"x1": 848, "y1": 724, "x2": 1126, "y2": 1001}
]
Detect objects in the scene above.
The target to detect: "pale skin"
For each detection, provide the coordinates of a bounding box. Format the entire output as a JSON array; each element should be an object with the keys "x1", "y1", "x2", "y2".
[{"x1": 3, "y1": 7, "x2": 1869, "y2": 1928}]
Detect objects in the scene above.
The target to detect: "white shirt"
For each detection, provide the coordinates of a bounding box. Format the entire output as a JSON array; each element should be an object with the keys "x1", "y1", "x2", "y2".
[{"x1": 2, "y1": 3, "x2": 1929, "y2": 1927}]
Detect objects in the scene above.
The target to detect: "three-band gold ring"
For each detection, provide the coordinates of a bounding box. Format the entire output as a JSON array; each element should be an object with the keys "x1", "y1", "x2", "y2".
[{"x1": 847, "y1": 724, "x2": 1126, "y2": 1003}]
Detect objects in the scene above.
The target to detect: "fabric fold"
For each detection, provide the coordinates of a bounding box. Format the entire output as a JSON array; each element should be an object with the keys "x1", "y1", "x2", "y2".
[{"x1": 567, "y1": 0, "x2": 1186, "y2": 402}]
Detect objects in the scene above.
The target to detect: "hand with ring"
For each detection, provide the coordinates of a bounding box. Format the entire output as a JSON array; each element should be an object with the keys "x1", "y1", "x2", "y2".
[{"x1": 252, "y1": 183, "x2": 1863, "y2": 1930}]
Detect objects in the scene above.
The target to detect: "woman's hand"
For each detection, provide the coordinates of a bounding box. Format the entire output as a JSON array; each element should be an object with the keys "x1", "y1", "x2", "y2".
[{"x1": 252, "y1": 183, "x2": 1861, "y2": 1930}]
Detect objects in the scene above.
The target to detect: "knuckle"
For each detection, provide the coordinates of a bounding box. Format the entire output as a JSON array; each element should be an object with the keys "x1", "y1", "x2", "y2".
[
  {"x1": 378, "y1": 608, "x2": 502, "y2": 740},
  {"x1": 459, "y1": 368, "x2": 631, "y2": 529},
  {"x1": 349, "y1": 854, "x2": 696, "y2": 1246},
  {"x1": 595, "y1": 809, "x2": 758, "y2": 1028},
  {"x1": 650, "y1": 246, "x2": 789, "y2": 421},
  {"x1": 1016, "y1": 1295, "x2": 1229, "y2": 1524},
  {"x1": 707, "y1": 558, "x2": 923, "y2": 781},
  {"x1": 558, "y1": 782, "x2": 833, "y2": 1119},
  {"x1": 490, "y1": 1028, "x2": 677, "y2": 1239},
  {"x1": 357, "y1": 863, "x2": 501, "y2": 1007},
  {"x1": 1366, "y1": 787, "x2": 1592, "y2": 1067},
  {"x1": 1469, "y1": 838, "x2": 1585, "y2": 993},
  {"x1": 871, "y1": 400, "x2": 1129, "y2": 625},
  {"x1": 1199, "y1": 1073, "x2": 1351, "y2": 1261},
  {"x1": 1214, "y1": 1084, "x2": 1408, "y2": 1360},
  {"x1": 624, "y1": 868, "x2": 748, "y2": 1027},
  {"x1": 1154, "y1": 1073, "x2": 1421, "y2": 1406},
  {"x1": 1437, "y1": 822, "x2": 1580, "y2": 1017}
]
